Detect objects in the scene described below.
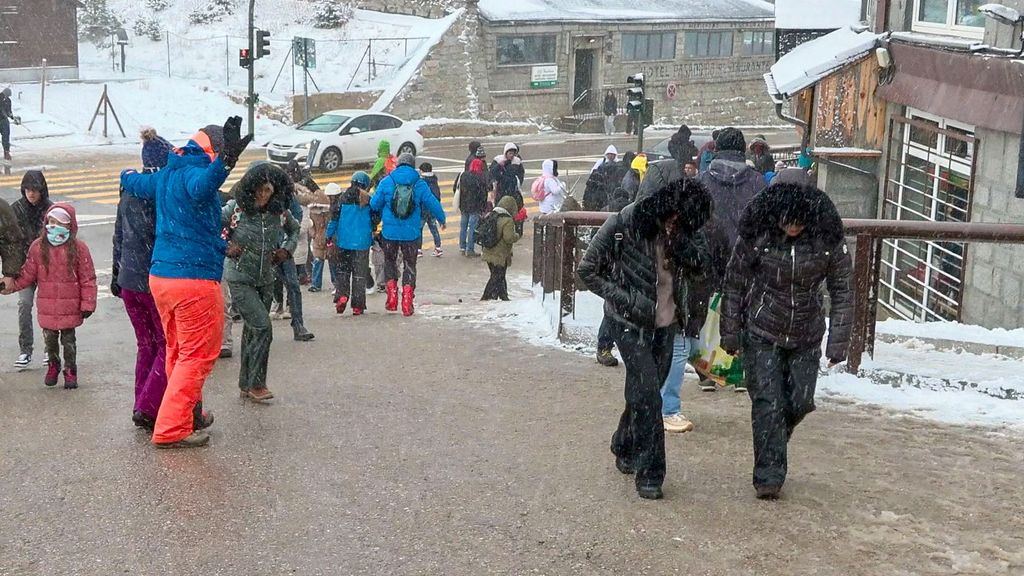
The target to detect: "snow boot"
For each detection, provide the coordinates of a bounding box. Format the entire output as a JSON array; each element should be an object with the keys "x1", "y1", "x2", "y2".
[
  {"x1": 155, "y1": 430, "x2": 210, "y2": 449},
  {"x1": 596, "y1": 349, "x2": 619, "y2": 367},
  {"x1": 401, "y1": 285, "x2": 415, "y2": 317},
  {"x1": 637, "y1": 484, "x2": 664, "y2": 500},
  {"x1": 63, "y1": 366, "x2": 78, "y2": 389},
  {"x1": 352, "y1": 307, "x2": 364, "y2": 316},
  {"x1": 755, "y1": 485, "x2": 782, "y2": 500},
  {"x1": 385, "y1": 280, "x2": 399, "y2": 312},
  {"x1": 335, "y1": 295, "x2": 348, "y2": 315},
  {"x1": 44, "y1": 360, "x2": 60, "y2": 387},
  {"x1": 293, "y1": 325, "x2": 315, "y2": 342},
  {"x1": 3, "y1": 149, "x2": 10, "y2": 162},
  {"x1": 133, "y1": 410, "x2": 156, "y2": 431},
  {"x1": 192, "y1": 402, "x2": 215, "y2": 431}
]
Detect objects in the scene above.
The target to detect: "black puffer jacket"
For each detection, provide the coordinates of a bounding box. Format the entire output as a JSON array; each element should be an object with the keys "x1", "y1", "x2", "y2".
[
  {"x1": 12, "y1": 171, "x2": 52, "y2": 256},
  {"x1": 720, "y1": 183, "x2": 853, "y2": 361},
  {"x1": 578, "y1": 178, "x2": 712, "y2": 333},
  {"x1": 583, "y1": 161, "x2": 629, "y2": 211}
]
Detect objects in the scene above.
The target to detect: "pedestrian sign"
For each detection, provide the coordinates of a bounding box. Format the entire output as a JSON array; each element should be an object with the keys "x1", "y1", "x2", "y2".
[{"x1": 293, "y1": 37, "x2": 317, "y2": 69}]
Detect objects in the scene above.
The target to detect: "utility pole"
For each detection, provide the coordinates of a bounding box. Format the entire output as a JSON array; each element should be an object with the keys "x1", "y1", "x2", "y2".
[{"x1": 247, "y1": 0, "x2": 256, "y2": 139}]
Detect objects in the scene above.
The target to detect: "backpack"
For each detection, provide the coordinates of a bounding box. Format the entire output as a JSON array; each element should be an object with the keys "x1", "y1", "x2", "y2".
[
  {"x1": 475, "y1": 212, "x2": 503, "y2": 249},
  {"x1": 531, "y1": 175, "x2": 550, "y2": 202},
  {"x1": 389, "y1": 177, "x2": 416, "y2": 220}
]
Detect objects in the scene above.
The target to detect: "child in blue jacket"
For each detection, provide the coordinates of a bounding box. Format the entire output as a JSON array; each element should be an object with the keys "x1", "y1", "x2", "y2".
[{"x1": 326, "y1": 172, "x2": 374, "y2": 315}]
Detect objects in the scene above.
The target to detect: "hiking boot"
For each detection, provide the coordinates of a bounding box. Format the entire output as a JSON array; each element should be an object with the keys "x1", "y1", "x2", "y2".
[
  {"x1": 637, "y1": 485, "x2": 664, "y2": 500},
  {"x1": 243, "y1": 387, "x2": 274, "y2": 402},
  {"x1": 155, "y1": 430, "x2": 210, "y2": 449},
  {"x1": 132, "y1": 410, "x2": 156, "y2": 431},
  {"x1": 596, "y1": 349, "x2": 618, "y2": 367},
  {"x1": 755, "y1": 485, "x2": 782, "y2": 500},
  {"x1": 308, "y1": 286, "x2": 321, "y2": 293},
  {"x1": 335, "y1": 295, "x2": 348, "y2": 315},
  {"x1": 14, "y1": 353, "x2": 31, "y2": 370},
  {"x1": 352, "y1": 307, "x2": 364, "y2": 316},
  {"x1": 219, "y1": 346, "x2": 232, "y2": 359},
  {"x1": 63, "y1": 367, "x2": 78, "y2": 389},
  {"x1": 433, "y1": 247, "x2": 443, "y2": 257},
  {"x1": 663, "y1": 414, "x2": 695, "y2": 433},
  {"x1": 699, "y1": 378, "x2": 718, "y2": 392},
  {"x1": 401, "y1": 285, "x2": 415, "y2": 317},
  {"x1": 615, "y1": 456, "x2": 636, "y2": 475},
  {"x1": 3, "y1": 150, "x2": 10, "y2": 161},
  {"x1": 385, "y1": 280, "x2": 399, "y2": 311},
  {"x1": 44, "y1": 360, "x2": 60, "y2": 387},
  {"x1": 293, "y1": 326, "x2": 315, "y2": 341},
  {"x1": 194, "y1": 410, "x2": 215, "y2": 430}
]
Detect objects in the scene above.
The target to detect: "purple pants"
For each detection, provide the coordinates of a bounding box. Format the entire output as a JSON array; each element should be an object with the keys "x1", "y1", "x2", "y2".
[{"x1": 122, "y1": 288, "x2": 168, "y2": 419}]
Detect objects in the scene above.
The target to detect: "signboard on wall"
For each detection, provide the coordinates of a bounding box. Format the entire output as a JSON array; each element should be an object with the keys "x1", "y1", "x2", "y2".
[{"x1": 530, "y1": 65, "x2": 558, "y2": 89}]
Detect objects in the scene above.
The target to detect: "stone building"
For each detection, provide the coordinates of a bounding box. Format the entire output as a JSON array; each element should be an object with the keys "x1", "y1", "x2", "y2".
[
  {"x1": 0, "y1": 0, "x2": 82, "y2": 83},
  {"x1": 387, "y1": 0, "x2": 779, "y2": 128},
  {"x1": 764, "y1": 0, "x2": 1024, "y2": 329}
]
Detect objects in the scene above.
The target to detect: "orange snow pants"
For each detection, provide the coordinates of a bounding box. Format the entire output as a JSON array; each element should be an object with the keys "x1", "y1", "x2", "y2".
[{"x1": 149, "y1": 276, "x2": 224, "y2": 444}]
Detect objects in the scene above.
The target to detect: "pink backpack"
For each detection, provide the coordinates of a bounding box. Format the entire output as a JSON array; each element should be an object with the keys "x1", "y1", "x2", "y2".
[{"x1": 531, "y1": 175, "x2": 550, "y2": 202}]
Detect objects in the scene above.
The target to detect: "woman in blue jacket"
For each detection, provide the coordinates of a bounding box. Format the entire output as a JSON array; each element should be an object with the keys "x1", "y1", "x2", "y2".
[{"x1": 326, "y1": 173, "x2": 374, "y2": 316}]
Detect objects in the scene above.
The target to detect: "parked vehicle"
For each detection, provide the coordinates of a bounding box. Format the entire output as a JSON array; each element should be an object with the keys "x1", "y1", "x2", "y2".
[
  {"x1": 644, "y1": 132, "x2": 712, "y2": 162},
  {"x1": 265, "y1": 110, "x2": 423, "y2": 173}
]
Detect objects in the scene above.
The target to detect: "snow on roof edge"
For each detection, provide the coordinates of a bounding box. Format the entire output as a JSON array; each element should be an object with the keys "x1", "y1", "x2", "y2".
[
  {"x1": 370, "y1": 9, "x2": 464, "y2": 113},
  {"x1": 478, "y1": 0, "x2": 772, "y2": 23},
  {"x1": 767, "y1": 27, "x2": 881, "y2": 97}
]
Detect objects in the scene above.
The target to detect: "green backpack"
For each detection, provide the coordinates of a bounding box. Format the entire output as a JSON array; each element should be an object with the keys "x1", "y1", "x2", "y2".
[{"x1": 390, "y1": 177, "x2": 416, "y2": 220}]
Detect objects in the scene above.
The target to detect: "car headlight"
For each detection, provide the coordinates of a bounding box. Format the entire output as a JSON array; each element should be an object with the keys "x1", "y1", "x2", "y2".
[{"x1": 294, "y1": 142, "x2": 310, "y2": 150}]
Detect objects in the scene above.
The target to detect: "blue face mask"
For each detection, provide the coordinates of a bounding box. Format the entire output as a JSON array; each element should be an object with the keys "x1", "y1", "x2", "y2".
[{"x1": 46, "y1": 224, "x2": 70, "y2": 246}]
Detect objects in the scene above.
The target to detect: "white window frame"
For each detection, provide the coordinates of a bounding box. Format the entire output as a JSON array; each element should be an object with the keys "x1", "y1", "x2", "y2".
[{"x1": 911, "y1": 0, "x2": 985, "y2": 40}]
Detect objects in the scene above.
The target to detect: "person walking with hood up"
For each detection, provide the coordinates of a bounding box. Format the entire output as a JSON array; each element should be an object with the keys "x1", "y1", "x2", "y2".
[
  {"x1": 110, "y1": 134, "x2": 170, "y2": 431},
  {"x1": 222, "y1": 163, "x2": 298, "y2": 403},
  {"x1": 369, "y1": 140, "x2": 398, "y2": 189},
  {"x1": 720, "y1": 182, "x2": 852, "y2": 500},
  {"x1": 465, "y1": 141, "x2": 482, "y2": 172},
  {"x1": 370, "y1": 153, "x2": 446, "y2": 316},
  {"x1": 578, "y1": 177, "x2": 713, "y2": 500},
  {"x1": 2, "y1": 204, "x2": 97, "y2": 389},
  {"x1": 326, "y1": 173, "x2": 374, "y2": 316},
  {"x1": 747, "y1": 135, "x2": 776, "y2": 175},
  {"x1": 592, "y1": 145, "x2": 618, "y2": 173},
  {"x1": 534, "y1": 159, "x2": 566, "y2": 215},
  {"x1": 120, "y1": 116, "x2": 252, "y2": 449},
  {"x1": 621, "y1": 153, "x2": 648, "y2": 201},
  {"x1": 1, "y1": 86, "x2": 20, "y2": 162},
  {"x1": 11, "y1": 170, "x2": 53, "y2": 370},
  {"x1": 480, "y1": 195, "x2": 521, "y2": 301}
]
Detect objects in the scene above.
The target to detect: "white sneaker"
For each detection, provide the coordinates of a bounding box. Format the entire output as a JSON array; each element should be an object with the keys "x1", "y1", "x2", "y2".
[
  {"x1": 663, "y1": 414, "x2": 695, "y2": 433},
  {"x1": 14, "y1": 353, "x2": 31, "y2": 370}
]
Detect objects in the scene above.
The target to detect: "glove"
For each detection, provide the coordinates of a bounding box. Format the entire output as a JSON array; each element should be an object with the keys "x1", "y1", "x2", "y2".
[
  {"x1": 271, "y1": 248, "x2": 290, "y2": 265},
  {"x1": 12, "y1": 116, "x2": 21, "y2": 126},
  {"x1": 220, "y1": 115, "x2": 253, "y2": 170},
  {"x1": 109, "y1": 265, "x2": 121, "y2": 298},
  {"x1": 81, "y1": 310, "x2": 93, "y2": 320}
]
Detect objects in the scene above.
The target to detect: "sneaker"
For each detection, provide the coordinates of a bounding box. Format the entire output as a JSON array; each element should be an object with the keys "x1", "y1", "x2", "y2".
[
  {"x1": 63, "y1": 367, "x2": 78, "y2": 389},
  {"x1": 132, "y1": 410, "x2": 156, "y2": 431},
  {"x1": 44, "y1": 360, "x2": 60, "y2": 387},
  {"x1": 733, "y1": 383, "x2": 748, "y2": 393},
  {"x1": 308, "y1": 286, "x2": 321, "y2": 293},
  {"x1": 243, "y1": 388, "x2": 274, "y2": 402},
  {"x1": 699, "y1": 378, "x2": 717, "y2": 392},
  {"x1": 755, "y1": 485, "x2": 782, "y2": 500},
  {"x1": 596, "y1": 349, "x2": 619, "y2": 367},
  {"x1": 465, "y1": 251, "x2": 480, "y2": 258},
  {"x1": 282, "y1": 308, "x2": 292, "y2": 320},
  {"x1": 155, "y1": 430, "x2": 210, "y2": 449},
  {"x1": 433, "y1": 247, "x2": 443, "y2": 257},
  {"x1": 637, "y1": 485, "x2": 664, "y2": 500},
  {"x1": 293, "y1": 326, "x2": 315, "y2": 341},
  {"x1": 270, "y1": 306, "x2": 284, "y2": 321},
  {"x1": 417, "y1": 249, "x2": 423, "y2": 258},
  {"x1": 219, "y1": 347, "x2": 233, "y2": 359},
  {"x1": 663, "y1": 414, "x2": 695, "y2": 433},
  {"x1": 14, "y1": 353, "x2": 31, "y2": 370}
]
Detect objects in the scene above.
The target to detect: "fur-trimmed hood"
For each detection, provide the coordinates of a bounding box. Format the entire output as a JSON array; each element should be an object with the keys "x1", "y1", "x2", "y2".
[
  {"x1": 232, "y1": 162, "x2": 294, "y2": 215},
  {"x1": 738, "y1": 182, "x2": 844, "y2": 247}
]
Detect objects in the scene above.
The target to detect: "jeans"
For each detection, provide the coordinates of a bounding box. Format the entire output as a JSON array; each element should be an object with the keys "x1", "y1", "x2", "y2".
[
  {"x1": 459, "y1": 212, "x2": 480, "y2": 254},
  {"x1": 43, "y1": 328, "x2": 76, "y2": 368},
  {"x1": 661, "y1": 335, "x2": 699, "y2": 417},
  {"x1": 604, "y1": 115, "x2": 616, "y2": 135},
  {"x1": 229, "y1": 281, "x2": 274, "y2": 392},
  {"x1": 371, "y1": 242, "x2": 386, "y2": 287},
  {"x1": 331, "y1": 249, "x2": 369, "y2": 310},
  {"x1": 221, "y1": 281, "x2": 233, "y2": 349},
  {"x1": 18, "y1": 284, "x2": 36, "y2": 355},
  {"x1": 597, "y1": 314, "x2": 615, "y2": 353},
  {"x1": 310, "y1": 257, "x2": 335, "y2": 291},
  {"x1": 611, "y1": 322, "x2": 676, "y2": 489},
  {"x1": 742, "y1": 332, "x2": 821, "y2": 488},
  {"x1": 481, "y1": 264, "x2": 508, "y2": 300},
  {"x1": 382, "y1": 239, "x2": 419, "y2": 287},
  {"x1": 422, "y1": 216, "x2": 441, "y2": 249},
  {"x1": 275, "y1": 258, "x2": 304, "y2": 330},
  {"x1": 122, "y1": 288, "x2": 168, "y2": 420}
]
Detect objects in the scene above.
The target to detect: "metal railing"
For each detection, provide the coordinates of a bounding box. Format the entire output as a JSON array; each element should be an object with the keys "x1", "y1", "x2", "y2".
[{"x1": 532, "y1": 212, "x2": 1024, "y2": 374}]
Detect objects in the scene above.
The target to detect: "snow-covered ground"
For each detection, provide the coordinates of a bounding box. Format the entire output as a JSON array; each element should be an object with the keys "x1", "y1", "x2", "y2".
[
  {"x1": 438, "y1": 275, "x2": 1024, "y2": 432},
  {"x1": 5, "y1": 1, "x2": 458, "y2": 153}
]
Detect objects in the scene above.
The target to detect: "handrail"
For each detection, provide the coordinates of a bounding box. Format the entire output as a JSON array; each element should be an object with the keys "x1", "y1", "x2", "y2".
[{"x1": 572, "y1": 89, "x2": 591, "y2": 110}]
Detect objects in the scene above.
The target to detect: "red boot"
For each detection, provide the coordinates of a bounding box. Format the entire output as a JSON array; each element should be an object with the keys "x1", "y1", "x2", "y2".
[
  {"x1": 352, "y1": 307, "x2": 364, "y2": 316},
  {"x1": 335, "y1": 295, "x2": 348, "y2": 315},
  {"x1": 385, "y1": 280, "x2": 399, "y2": 312},
  {"x1": 44, "y1": 360, "x2": 61, "y2": 387},
  {"x1": 401, "y1": 285, "x2": 415, "y2": 317}
]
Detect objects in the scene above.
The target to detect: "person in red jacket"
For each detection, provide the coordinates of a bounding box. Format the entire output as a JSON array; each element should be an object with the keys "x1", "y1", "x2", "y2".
[{"x1": 1, "y1": 204, "x2": 97, "y2": 389}]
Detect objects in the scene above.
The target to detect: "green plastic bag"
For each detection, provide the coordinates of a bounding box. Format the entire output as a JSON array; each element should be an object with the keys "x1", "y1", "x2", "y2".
[{"x1": 692, "y1": 293, "x2": 744, "y2": 388}]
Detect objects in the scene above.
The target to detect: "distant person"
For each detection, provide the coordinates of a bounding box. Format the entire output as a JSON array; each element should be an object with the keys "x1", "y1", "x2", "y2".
[
  {"x1": 1, "y1": 86, "x2": 20, "y2": 162},
  {"x1": 748, "y1": 135, "x2": 776, "y2": 175},
  {"x1": 11, "y1": 170, "x2": 52, "y2": 370},
  {"x1": 621, "y1": 153, "x2": 648, "y2": 200},
  {"x1": 458, "y1": 156, "x2": 489, "y2": 257},
  {"x1": 140, "y1": 127, "x2": 173, "y2": 174},
  {"x1": 684, "y1": 160, "x2": 698, "y2": 179},
  {"x1": 698, "y1": 129, "x2": 720, "y2": 174},
  {"x1": 720, "y1": 182, "x2": 852, "y2": 500},
  {"x1": 1, "y1": 204, "x2": 97, "y2": 389},
  {"x1": 603, "y1": 91, "x2": 618, "y2": 136},
  {"x1": 326, "y1": 173, "x2": 374, "y2": 316},
  {"x1": 533, "y1": 159, "x2": 566, "y2": 215},
  {"x1": 465, "y1": 141, "x2": 482, "y2": 172},
  {"x1": 490, "y1": 142, "x2": 525, "y2": 208},
  {"x1": 369, "y1": 140, "x2": 397, "y2": 189},
  {"x1": 583, "y1": 151, "x2": 631, "y2": 212},
  {"x1": 479, "y1": 195, "x2": 522, "y2": 301},
  {"x1": 592, "y1": 145, "x2": 618, "y2": 173},
  {"x1": 419, "y1": 162, "x2": 444, "y2": 257}
]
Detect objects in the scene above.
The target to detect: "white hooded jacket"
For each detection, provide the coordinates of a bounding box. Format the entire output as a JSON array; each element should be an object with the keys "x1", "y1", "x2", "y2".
[
  {"x1": 591, "y1": 145, "x2": 618, "y2": 173},
  {"x1": 539, "y1": 159, "x2": 566, "y2": 215}
]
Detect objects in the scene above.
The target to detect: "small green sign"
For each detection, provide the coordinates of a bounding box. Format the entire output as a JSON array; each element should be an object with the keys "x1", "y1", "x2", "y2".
[
  {"x1": 530, "y1": 80, "x2": 557, "y2": 89},
  {"x1": 530, "y1": 65, "x2": 558, "y2": 89}
]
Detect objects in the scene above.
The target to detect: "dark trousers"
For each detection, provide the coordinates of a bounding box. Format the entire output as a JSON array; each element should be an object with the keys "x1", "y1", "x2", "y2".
[
  {"x1": 1, "y1": 118, "x2": 10, "y2": 152},
  {"x1": 742, "y1": 332, "x2": 821, "y2": 488},
  {"x1": 597, "y1": 314, "x2": 615, "y2": 352},
  {"x1": 382, "y1": 239, "x2": 419, "y2": 287},
  {"x1": 43, "y1": 328, "x2": 76, "y2": 368},
  {"x1": 625, "y1": 113, "x2": 639, "y2": 136},
  {"x1": 481, "y1": 264, "x2": 508, "y2": 300},
  {"x1": 229, "y1": 281, "x2": 274, "y2": 391},
  {"x1": 274, "y1": 258, "x2": 304, "y2": 330},
  {"x1": 611, "y1": 321, "x2": 675, "y2": 489},
  {"x1": 331, "y1": 248, "x2": 369, "y2": 310}
]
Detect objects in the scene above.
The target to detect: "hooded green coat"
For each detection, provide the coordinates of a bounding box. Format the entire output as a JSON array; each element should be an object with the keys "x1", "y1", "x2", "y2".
[
  {"x1": 482, "y1": 195, "x2": 521, "y2": 267},
  {"x1": 369, "y1": 140, "x2": 396, "y2": 186},
  {"x1": 222, "y1": 164, "x2": 299, "y2": 287}
]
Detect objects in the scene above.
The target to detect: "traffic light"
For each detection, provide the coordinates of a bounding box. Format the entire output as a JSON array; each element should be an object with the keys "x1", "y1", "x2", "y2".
[
  {"x1": 238, "y1": 48, "x2": 251, "y2": 69},
  {"x1": 626, "y1": 73, "x2": 645, "y2": 116},
  {"x1": 255, "y1": 29, "x2": 271, "y2": 59}
]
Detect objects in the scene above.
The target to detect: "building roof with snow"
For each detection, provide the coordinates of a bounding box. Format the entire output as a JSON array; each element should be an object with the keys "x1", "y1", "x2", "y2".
[
  {"x1": 764, "y1": 26, "x2": 882, "y2": 99},
  {"x1": 478, "y1": 0, "x2": 774, "y2": 24},
  {"x1": 775, "y1": 0, "x2": 862, "y2": 30}
]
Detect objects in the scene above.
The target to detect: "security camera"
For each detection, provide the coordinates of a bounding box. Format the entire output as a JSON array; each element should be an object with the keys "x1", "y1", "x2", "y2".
[{"x1": 979, "y1": 3, "x2": 1024, "y2": 26}]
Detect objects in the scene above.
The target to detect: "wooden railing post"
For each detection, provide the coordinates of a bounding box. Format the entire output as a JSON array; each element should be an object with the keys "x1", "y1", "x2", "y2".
[{"x1": 847, "y1": 233, "x2": 874, "y2": 374}]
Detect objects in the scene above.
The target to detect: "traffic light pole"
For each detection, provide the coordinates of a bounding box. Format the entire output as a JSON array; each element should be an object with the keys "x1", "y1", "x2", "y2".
[
  {"x1": 247, "y1": 0, "x2": 256, "y2": 139},
  {"x1": 637, "y1": 122, "x2": 644, "y2": 156}
]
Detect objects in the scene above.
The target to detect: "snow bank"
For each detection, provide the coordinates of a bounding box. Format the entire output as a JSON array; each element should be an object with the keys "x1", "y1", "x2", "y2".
[
  {"x1": 370, "y1": 9, "x2": 463, "y2": 112},
  {"x1": 767, "y1": 27, "x2": 880, "y2": 97},
  {"x1": 875, "y1": 319, "x2": 1024, "y2": 349}
]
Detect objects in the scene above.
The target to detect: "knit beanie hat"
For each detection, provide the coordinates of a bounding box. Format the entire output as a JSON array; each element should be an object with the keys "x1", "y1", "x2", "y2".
[
  {"x1": 715, "y1": 127, "x2": 746, "y2": 154},
  {"x1": 397, "y1": 152, "x2": 416, "y2": 167}
]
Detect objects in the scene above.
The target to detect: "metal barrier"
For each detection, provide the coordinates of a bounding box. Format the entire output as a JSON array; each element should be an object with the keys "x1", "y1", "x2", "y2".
[{"x1": 532, "y1": 212, "x2": 1024, "y2": 374}]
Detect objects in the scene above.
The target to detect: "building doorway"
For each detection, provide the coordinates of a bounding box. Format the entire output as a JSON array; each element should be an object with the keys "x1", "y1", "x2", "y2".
[{"x1": 572, "y1": 49, "x2": 596, "y2": 112}]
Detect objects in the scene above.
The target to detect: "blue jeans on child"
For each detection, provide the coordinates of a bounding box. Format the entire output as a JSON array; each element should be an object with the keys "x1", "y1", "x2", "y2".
[
  {"x1": 459, "y1": 212, "x2": 480, "y2": 254},
  {"x1": 661, "y1": 334, "x2": 699, "y2": 417},
  {"x1": 310, "y1": 257, "x2": 336, "y2": 291},
  {"x1": 423, "y1": 216, "x2": 442, "y2": 249}
]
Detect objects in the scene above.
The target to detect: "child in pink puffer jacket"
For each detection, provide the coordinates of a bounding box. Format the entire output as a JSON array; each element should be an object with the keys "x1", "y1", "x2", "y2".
[{"x1": 2, "y1": 203, "x2": 97, "y2": 388}]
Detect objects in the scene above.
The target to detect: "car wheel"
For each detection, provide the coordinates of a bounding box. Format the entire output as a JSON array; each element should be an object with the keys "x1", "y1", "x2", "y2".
[
  {"x1": 398, "y1": 142, "x2": 417, "y2": 156},
  {"x1": 320, "y1": 147, "x2": 343, "y2": 173}
]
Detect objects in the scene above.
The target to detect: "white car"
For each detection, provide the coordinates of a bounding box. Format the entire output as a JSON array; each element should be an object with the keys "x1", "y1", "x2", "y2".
[{"x1": 265, "y1": 110, "x2": 424, "y2": 173}]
